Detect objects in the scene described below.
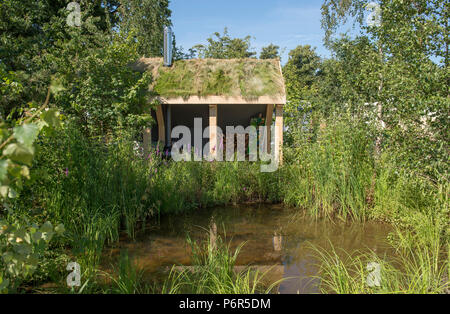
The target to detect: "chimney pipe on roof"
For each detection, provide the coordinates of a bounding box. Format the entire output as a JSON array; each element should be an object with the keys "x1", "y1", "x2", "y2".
[{"x1": 164, "y1": 26, "x2": 173, "y2": 67}]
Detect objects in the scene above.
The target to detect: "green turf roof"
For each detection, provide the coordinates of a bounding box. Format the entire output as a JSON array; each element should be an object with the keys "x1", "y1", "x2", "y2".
[{"x1": 131, "y1": 57, "x2": 285, "y2": 100}]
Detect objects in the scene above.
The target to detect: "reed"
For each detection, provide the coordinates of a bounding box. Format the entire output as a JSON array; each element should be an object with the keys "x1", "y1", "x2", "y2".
[
  {"x1": 283, "y1": 116, "x2": 373, "y2": 220},
  {"x1": 161, "y1": 234, "x2": 283, "y2": 294},
  {"x1": 8, "y1": 116, "x2": 448, "y2": 294},
  {"x1": 314, "y1": 227, "x2": 449, "y2": 294},
  {"x1": 104, "y1": 250, "x2": 149, "y2": 294}
]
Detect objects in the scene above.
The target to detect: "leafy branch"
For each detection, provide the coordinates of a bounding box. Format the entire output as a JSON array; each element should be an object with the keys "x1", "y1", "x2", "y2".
[
  {"x1": 0, "y1": 86, "x2": 64, "y2": 294},
  {"x1": 0, "y1": 88, "x2": 51, "y2": 152},
  {"x1": 1, "y1": 87, "x2": 61, "y2": 199}
]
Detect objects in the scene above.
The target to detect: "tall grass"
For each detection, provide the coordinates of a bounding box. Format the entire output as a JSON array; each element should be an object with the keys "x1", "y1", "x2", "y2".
[
  {"x1": 314, "y1": 233, "x2": 449, "y2": 294},
  {"x1": 161, "y1": 234, "x2": 282, "y2": 294},
  {"x1": 8, "y1": 113, "x2": 448, "y2": 294},
  {"x1": 283, "y1": 116, "x2": 374, "y2": 220},
  {"x1": 104, "y1": 250, "x2": 149, "y2": 294},
  {"x1": 28, "y1": 125, "x2": 151, "y2": 271},
  {"x1": 281, "y1": 114, "x2": 449, "y2": 294},
  {"x1": 16, "y1": 123, "x2": 283, "y2": 275}
]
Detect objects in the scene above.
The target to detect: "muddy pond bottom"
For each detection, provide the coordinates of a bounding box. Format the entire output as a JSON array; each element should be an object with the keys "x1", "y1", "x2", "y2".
[{"x1": 103, "y1": 204, "x2": 393, "y2": 294}]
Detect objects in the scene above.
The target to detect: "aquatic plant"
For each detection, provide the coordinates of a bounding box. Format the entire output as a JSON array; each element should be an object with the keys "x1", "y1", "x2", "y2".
[
  {"x1": 6, "y1": 115, "x2": 448, "y2": 294},
  {"x1": 314, "y1": 227, "x2": 449, "y2": 294},
  {"x1": 161, "y1": 234, "x2": 283, "y2": 294},
  {"x1": 104, "y1": 250, "x2": 148, "y2": 294}
]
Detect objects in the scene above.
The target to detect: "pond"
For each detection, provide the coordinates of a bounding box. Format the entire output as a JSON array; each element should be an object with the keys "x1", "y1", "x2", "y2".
[{"x1": 104, "y1": 204, "x2": 393, "y2": 294}]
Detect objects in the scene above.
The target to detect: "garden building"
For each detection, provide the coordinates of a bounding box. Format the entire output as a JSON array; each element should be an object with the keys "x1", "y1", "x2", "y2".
[{"x1": 131, "y1": 57, "x2": 286, "y2": 162}]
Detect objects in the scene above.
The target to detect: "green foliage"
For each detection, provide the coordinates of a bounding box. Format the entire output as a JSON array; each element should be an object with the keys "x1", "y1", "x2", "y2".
[
  {"x1": 321, "y1": 0, "x2": 366, "y2": 46},
  {"x1": 0, "y1": 85, "x2": 64, "y2": 294},
  {"x1": 0, "y1": 0, "x2": 122, "y2": 120},
  {"x1": 0, "y1": 219, "x2": 64, "y2": 293},
  {"x1": 315, "y1": 223, "x2": 449, "y2": 294},
  {"x1": 118, "y1": 0, "x2": 173, "y2": 57},
  {"x1": 49, "y1": 28, "x2": 153, "y2": 138},
  {"x1": 312, "y1": 0, "x2": 449, "y2": 178},
  {"x1": 0, "y1": 92, "x2": 61, "y2": 200},
  {"x1": 0, "y1": 1, "x2": 165, "y2": 138},
  {"x1": 105, "y1": 250, "x2": 148, "y2": 294},
  {"x1": 283, "y1": 115, "x2": 375, "y2": 220},
  {"x1": 191, "y1": 28, "x2": 256, "y2": 59},
  {"x1": 0, "y1": 64, "x2": 23, "y2": 119},
  {"x1": 283, "y1": 45, "x2": 321, "y2": 124},
  {"x1": 260, "y1": 44, "x2": 281, "y2": 60},
  {"x1": 162, "y1": 234, "x2": 280, "y2": 294}
]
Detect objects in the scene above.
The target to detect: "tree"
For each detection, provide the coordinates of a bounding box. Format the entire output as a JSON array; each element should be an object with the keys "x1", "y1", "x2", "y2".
[
  {"x1": 321, "y1": 0, "x2": 366, "y2": 46},
  {"x1": 0, "y1": 87, "x2": 64, "y2": 293},
  {"x1": 282, "y1": 45, "x2": 322, "y2": 145},
  {"x1": 260, "y1": 44, "x2": 280, "y2": 60},
  {"x1": 191, "y1": 28, "x2": 256, "y2": 59},
  {"x1": 50, "y1": 31, "x2": 153, "y2": 138},
  {"x1": 283, "y1": 45, "x2": 321, "y2": 106},
  {"x1": 116, "y1": 0, "x2": 173, "y2": 57},
  {"x1": 320, "y1": 0, "x2": 449, "y2": 177},
  {"x1": 0, "y1": 0, "x2": 164, "y2": 138},
  {"x1": 0, "y1": 0, "x2": 124, "y2": 120}
]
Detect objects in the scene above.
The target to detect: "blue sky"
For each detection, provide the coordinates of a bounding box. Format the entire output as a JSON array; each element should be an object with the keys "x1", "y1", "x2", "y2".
[{"x1": 169, "y1": 0, "x2": 332, "y2": 64}]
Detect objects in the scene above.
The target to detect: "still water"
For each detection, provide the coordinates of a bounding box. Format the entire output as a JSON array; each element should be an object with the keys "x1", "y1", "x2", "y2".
[{"x1": 104, "y1": 204, "x2": 393, "y2": 293}]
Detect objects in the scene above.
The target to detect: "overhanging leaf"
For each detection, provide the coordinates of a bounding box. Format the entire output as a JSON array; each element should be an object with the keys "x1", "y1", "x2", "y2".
[
  {"x1": 55, "y1": 224, "x2": 65, "y2": 235},
  {"x1": 31, "y1": 231, "x2": 42, "y2": 243},
  {"x1": 39, "y1": 221, "x2": 53, "y2": 233},
  {"x1": 40, "y1": 109, "x2": 61, "y2": 129},
  {"x1": 20, "y1": 166, "x2": 30, "y2": 179},
  {"x1": 13, "y1": 124, "x2": 39, "y2": 147},
  {"x1": 0, "y1": 276, "x2": 9, "y2": 292},
  {"x1": 0, "y1": 186, "x2": 9, "y2": 198},
  {"x1": 50, "y1": 76, "x2": 65, "y2": 95},
  {"x1": 8, "y1": 187, "x2": 17, "y2": 199},
  {"x1": 0, "y1": 160, "x2": 8, "y2": 183},
  {"x1": 2, "y1": 143, "x2": 35, "y2": 166}
]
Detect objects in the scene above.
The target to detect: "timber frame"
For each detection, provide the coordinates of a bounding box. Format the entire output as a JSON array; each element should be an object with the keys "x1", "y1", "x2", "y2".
[{"x1": 137, "y1": 58, "x2": 286, "y2": 164}]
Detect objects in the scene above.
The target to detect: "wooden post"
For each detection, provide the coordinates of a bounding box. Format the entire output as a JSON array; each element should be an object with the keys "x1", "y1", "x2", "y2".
[
  {"x1": 275, "y1": 105, "x2": 283, "y2": 165},
  {"x1": 156, "y1": 104, "x2": 165, "y2": 145},
  {"x1": 143, "y1": 127, "x2": 151, "y2": 157},
  {"x1": 166, "y1": 104, "x2": 172, "y2": 147},
  {"x1": 209, "y1": 217, "x2": 217, "y2": 251},
  {"x1": 209, "y1": 104, "x2": 218, "y2": 158},
  {"x1": 265, "y1": 104, "x2": 274, "y2": 154}
]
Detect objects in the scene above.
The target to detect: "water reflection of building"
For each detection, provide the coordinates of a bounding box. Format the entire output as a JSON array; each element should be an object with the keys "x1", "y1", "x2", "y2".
[
  {"x1": 209, "y1": 218, "x2": 217, "y2": 250},
  {"x1": 207, "y1": 218, "x2": 286, "y2": 293},
  {"x1": 273, "y1": 233, "x2": 283, "y2": 252}
]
